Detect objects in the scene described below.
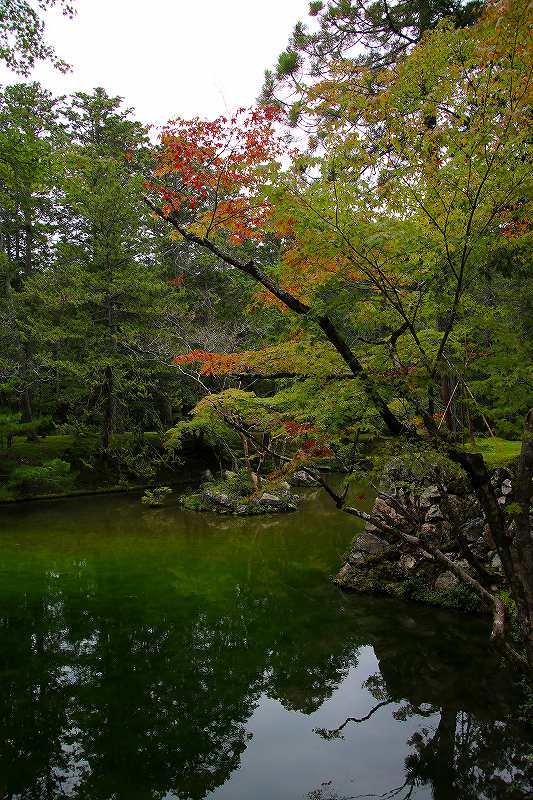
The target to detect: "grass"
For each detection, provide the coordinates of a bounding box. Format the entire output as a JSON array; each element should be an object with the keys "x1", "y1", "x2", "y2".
[{"x1": 465, "y1": 436, "x2": 522, "y2": 467}]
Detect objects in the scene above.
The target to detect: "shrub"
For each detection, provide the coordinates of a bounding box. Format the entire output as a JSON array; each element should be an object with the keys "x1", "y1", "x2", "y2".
[
  {"x1": 141, "y1": 486, "x2": 173, "y2": 507},
  {"x1": 7, "y1": 459, "x2": 73, "y2": 497}
]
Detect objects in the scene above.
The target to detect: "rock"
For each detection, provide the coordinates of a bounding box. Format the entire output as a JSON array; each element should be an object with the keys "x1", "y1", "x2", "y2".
[
  {"x1": 364, "y1": 523, "x2": 382, "y2": 536},
  {"x1": 336, "y1": 461, "x2": 511, "y2": 611},
  {"x1": 501, "y1": 479, "x2": 512, "y2": 496},
  {"x1": 443, "y1": 494, "x2": 464, "y2": 516},
  {"x1": 201, "y1": 468, "x2": 213, "y2": 481},
  {"x1": 374, "y1": 496, "x2": 404, "y2": 523},
  {"x1": 336, "y1": 563, "x2": 354, "y2": 584},
  {"x1": 290, "y1": 470, "x2": 319, "y2": 487},
  {"x1": 419, "y1": 485, "x2": 441, "y2": 509},
  {"x1": 425, "y1": 504, "x2": 444, "y2": 523},
  {"x1": 279, "y1": 480, "x2": 292, "y2": 494},
  {"x1": 203, "y1": 488, "x2": 233, "y2": 508},
  {"x1": 462, "y1": 517, "x2": 484, "y2": 543},
  {"x1": 434, "y1": 571, "x2": 459, "y2": 591},
  {"x1": 258, "y1": 492, "x2": 297, "y2": 511},
  {"x1": 259, "y1": 492, "x2": 282, "y2": 504},
  {"x1": 223, "y1": 470, "x2": 236, "y2": 480},
  {"x1": 420, "y1": 522, "x2": 441, "y2": 540},
  {"x1": 491, "y1": 467, "x2": 512, "y2": 487},
  {"x1": 348, "y1": 552, "x2": 367, "y2": 566},
  {"x1": 489, "y1": 552, "x2": 503, "y2": 573},
  {"x1": 399, "y1": 554, "x2": 417, "y2": 573},
  {"x1": 355, "y1": 530, "x2": 388, "y2": 556}
]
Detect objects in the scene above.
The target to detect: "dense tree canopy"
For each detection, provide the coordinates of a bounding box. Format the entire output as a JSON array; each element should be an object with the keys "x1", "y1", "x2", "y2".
[
  {"x1": 147, "y1": 0, "x2": 533, "y2": 675},
  {"x1": 0, "y1": 0, "x2": 531, "y2": 679}
]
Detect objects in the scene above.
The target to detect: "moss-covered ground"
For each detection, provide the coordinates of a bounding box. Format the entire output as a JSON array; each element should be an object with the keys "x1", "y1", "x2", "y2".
[{"x1": 465, "y1": 436, "x2": 522, "y2": 467}]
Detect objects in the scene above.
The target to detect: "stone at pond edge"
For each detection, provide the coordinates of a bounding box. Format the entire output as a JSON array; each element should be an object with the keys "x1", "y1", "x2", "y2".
[
  {"x1": 334, "y1": 461, "x2": 514, "y2": 614},
  {"x1": 434, "y1": 571, "x2": 460, "y2": 591},
  {"x1": 290, "y1": 470, "x2": 320, "y2": 487},
  {"x1": 180, "y1": 478, "x2": 299, "y2": 516}
]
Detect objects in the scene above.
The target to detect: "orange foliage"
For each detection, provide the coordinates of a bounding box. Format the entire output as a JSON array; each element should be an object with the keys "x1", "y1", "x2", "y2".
[{"x1": 152, "y1": 106, "x2": 284, "y2": 241}]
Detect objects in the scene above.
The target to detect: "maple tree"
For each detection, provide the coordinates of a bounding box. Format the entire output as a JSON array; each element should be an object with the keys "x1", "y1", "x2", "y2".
[{"x1": 148, "y1": 0, "x2": 533, "y2": 677}]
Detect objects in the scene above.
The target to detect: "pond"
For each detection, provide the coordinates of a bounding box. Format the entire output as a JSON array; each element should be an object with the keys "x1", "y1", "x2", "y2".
[{"x1": 0, "y1": 487, "x2": 531, "y2": 800}]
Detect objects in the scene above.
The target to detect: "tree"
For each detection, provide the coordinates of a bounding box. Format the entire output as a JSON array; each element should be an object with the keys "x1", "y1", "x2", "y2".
[
  {"x1": 35, "y1": 88, "x2": 180, "y2": 447},
  {"x1": 0, "y1": 0, "x2": 75, "y2": 75},
  {"x1": 147, "y1": 0, "x2": 533, "y2": 676},
  {"x1": 261, "y1": 0, "x2": 483, "y2": 128},
  {"x1": 0, "y1": 81, "x2": 61, "y2": 422}
]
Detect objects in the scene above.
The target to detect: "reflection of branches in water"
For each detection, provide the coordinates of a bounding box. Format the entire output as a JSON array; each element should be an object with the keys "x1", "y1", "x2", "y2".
[
  {"x1": 314, "y1": 700, "x2": 394, "y2": 740},
  {"x1": 307, "y1": 777, "x2": 415, "y2": 800}
]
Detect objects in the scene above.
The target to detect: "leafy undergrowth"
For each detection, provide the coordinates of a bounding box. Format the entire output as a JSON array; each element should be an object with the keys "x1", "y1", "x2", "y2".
[{"x1": 0, "y1": 432, "x2": 166, "y2": 501}]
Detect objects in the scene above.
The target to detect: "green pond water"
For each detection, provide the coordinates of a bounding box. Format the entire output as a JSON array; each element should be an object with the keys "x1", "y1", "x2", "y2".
[{"x1": 0, "y1": 487, "x2": 531, "y2": 800}]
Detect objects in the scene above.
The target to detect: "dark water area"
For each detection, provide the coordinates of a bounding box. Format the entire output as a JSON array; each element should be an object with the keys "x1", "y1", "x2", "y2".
[{"x1": 0, "y1": 487, "x2": 531, "y2": 800}]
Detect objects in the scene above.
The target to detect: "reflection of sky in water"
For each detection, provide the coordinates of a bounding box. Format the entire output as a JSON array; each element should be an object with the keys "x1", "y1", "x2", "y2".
[
  {"x1": 0, "y1": 491, "x2": 531, "y2": 800},
  {"x1": 210, "y1": 649, "x2": 431, "y2": 800}
]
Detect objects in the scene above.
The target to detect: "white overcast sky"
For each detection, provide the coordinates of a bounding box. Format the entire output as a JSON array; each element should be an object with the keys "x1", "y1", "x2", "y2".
[{"x1": 0, "y1": 0, "x2": 310, "y2": 124}]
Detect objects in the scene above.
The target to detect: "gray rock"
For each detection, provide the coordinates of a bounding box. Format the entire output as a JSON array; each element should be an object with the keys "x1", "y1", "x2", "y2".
[
  {"x1": 258, "y1": 492, "x2": 296, "y2": 511},
  {"x1": 462, "y1": 517, "x2": 484, "y2": 542},
  {"x1": 425, "y1": 504, "x2": 445, "y2": 523},
  {"x1": 501, "y1": 479, "x2": 512, "y2": 496},
  {"x1": 203, "y1": 488, "x2": 233, "y2": 508},
  {"x1": 419, "y1": 485, "x2": 441, "y2": 508},
  {"x1": 444, "y1": 494, "x2": 464, "y2": 516},
  {"x1": 348, "y1": 552, "x2": 367, "y2": 566},
  {"x1": 489, "y1": 553, "x2": 503, "y2": 573},
  {"x1": 356, "y1": 530, "x2": 388, "y2": 556},
  {"x1": 434, "y1": 571, "x2": 459, "y2": 591},
  {"x1": 491, "y1": 467, "x2": 512, "y2": 487},
  {"x1": 399, "y1": 554, "x2": 417, "y2": 573},
  {"x1": 290, "y1": 470, "x2": 320, "y2": 487},
  {"x1": 374, "y1": 496, "x2": 404, "y2": 523},
  {"x1": 364, "y1": 523, "x2": 382, "y2": 536}
]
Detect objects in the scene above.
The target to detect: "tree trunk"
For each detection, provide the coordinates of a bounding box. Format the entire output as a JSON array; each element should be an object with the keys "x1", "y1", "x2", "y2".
[
  {"x1": 513, "y1": 410, "x2": 533, "y2": 672},
  {"x1": 240, "y1": 432, "x2": 259, "y2": 491},
  {"x1": 21, "y1": 389, "x2": 32, "y2": 423},
  {"x1": 102, "y1": 366, "x2": 115, "y2": 449}
]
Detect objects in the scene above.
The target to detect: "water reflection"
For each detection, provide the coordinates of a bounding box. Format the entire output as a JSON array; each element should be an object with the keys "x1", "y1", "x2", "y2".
[{"x1": 0, "y1": 493, "x2": 530, "y2": 799}]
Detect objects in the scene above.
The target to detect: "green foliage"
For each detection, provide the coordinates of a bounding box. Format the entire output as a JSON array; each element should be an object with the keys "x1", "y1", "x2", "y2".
[
  {"x1": 402, "y1": 573, "x2": 481, "y2": 613},
  {"x1": 0, "y1": 1, "x2": 76, "y2": 75},
  {"x1": 141, "y1": 486, "x2": 173, "y2": 507},
  {"x1": 0, "y1": 411, "x2": 53, "y2": 449},
  {"x1": 276, "y1": 49, "x2": 299, "y2": 77},
  {"x1": 99, "y1": 434, "x2": 168, "y2": 483},
  {"x1": 210, "y1": 468, "x2": 254, "y2": 499},
  {"x1": 7, "y1": 457, "x2": 73, "y2": 496}
]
